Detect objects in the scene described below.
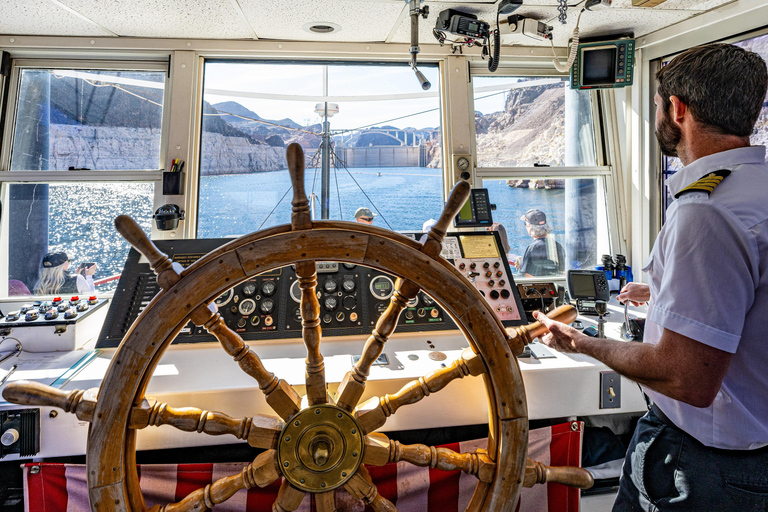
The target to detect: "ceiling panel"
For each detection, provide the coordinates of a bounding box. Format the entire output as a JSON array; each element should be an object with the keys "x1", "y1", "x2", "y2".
[
  {"x1": 57, "y1": 0, "x2": 256, "y2": 39},
  {"x1": 239, "y1": 0, "x2": 407, "y2": 42},
  {"x1": 0, "y1": 0, "x2": 114, "y2": 37},
  {"x1": 611, "y1": 0, "x2": 732, "y2": 10}
]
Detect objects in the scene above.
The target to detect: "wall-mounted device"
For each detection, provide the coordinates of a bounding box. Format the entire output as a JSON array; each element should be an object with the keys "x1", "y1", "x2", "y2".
[
  {"x1": 566, "y1": 269, "x2": 610, "y2": 315},
  {"x1": 153, "y1": 204, "x2": 185, "y2": 231},
  {"x1": 571, "y1": 38, "x2": 635, "y2": 89},
  {"x1": 453, "y1": 188, "x2": 494, "y2": 228},
  {"x1": 435, "y1": 9, "x2": 490, "y2": 40},
  {"x1": 501, "y1": 15, "x2": 552, "y2": 44}
]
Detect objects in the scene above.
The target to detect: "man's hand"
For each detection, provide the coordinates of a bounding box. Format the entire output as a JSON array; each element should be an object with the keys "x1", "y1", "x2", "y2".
[
  {"x1": 617, "y1": 282, "x2": 650, "y2": 306},
  {"x1": 533, "y1": 311, "x2": 585, "y2": 354}
]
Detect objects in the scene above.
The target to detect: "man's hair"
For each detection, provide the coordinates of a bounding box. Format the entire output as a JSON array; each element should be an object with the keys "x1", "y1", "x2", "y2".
[
  {"x1": 656, "y1": 43, "x2": 768, "y2": 137},
  {"x1": 528, "y1": 223, "x2": 551, "y2": 238}
]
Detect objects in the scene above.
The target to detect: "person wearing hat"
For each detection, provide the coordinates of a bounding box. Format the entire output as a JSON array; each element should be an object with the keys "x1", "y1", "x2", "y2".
[
  {"x1": 354, "y1": 207, "x2": 377, "y2": 225},
  {"x1": 517, "y1": 209, "x2": 565, "y2": 277},
  {"x1": 33, "y1": 251, "x2": 98, "y2": 295}
]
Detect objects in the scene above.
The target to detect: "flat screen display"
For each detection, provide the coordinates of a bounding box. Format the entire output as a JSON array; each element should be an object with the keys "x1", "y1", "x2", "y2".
[
  {"x1": 571, "y1": 273, "x2": 597, "y2": 298},
  {"x1": 582, "y1": 47, "x2": 617, "y2": 86}
]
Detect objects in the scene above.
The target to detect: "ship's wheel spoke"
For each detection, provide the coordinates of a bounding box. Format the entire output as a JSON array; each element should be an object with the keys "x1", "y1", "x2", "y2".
[
  {"x1": 363, "y1": 432, "x2": 496, "y2": 483},
  {"x1": 294, "y1": 260, "x2": 329, "y2": 406},
  {"x1": 1, "y1": 382, "x2": 284, "y2": 449},
  {"x1": 315, "y1": 491, "x2": 337, "y2": 512},
  {"x1": 131, "y1": 399, "x2": 283, "y2": 449},
  {"x1": 335, "y1": 182, "x2": 472, "y2": 412},
  {"x1": 273, "y1": 480, "x2": 307, "y2": 512},
  {"x1": 345, "y1": 465, "x2": 398, "y2": 512},
  {"x1": 148, "y1": 450, "x2": 281, "y2": 512},
  {"x1": 354, "y1": 347, "x2": 487, "y2": 433}
]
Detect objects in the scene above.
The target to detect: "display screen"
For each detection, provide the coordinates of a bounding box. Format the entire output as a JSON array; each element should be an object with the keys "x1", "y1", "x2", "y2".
[
  {"x1": 376, "y1": 282, "x2": 390, "y2": 290},
  {"x1": 582, "y1": 47, "x2": 617, "y2": 86},
  {"x1": 571, "y1": 273, "x2": 597, "y2": 298},
  {"x1": 457, "y1": 198, "x2": 473, "y2": 221}
]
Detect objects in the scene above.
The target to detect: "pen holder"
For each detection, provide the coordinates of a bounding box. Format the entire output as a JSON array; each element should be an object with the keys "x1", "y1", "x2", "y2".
[{"x1": 162, "y1": 171, "x2": 184, "y2": 196}]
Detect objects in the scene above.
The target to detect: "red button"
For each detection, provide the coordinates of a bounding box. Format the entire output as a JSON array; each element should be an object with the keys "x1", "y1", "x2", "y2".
[
  {"x1": 71, "y1": 296, "x2": 79, "y2": 302},
  {"x1": 89, "y1": 296, "x2": 97, "y2": 301},
  {"x1": 53, "y1": 297, "x2": 62, "y2": 303}
]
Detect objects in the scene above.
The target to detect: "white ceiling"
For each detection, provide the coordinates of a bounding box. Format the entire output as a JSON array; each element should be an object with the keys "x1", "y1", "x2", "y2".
[{"x1": 0, "y1": 0, "x2": 737, "y2": 47}]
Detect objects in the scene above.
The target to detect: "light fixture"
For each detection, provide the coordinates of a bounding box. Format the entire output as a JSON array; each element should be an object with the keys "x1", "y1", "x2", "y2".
[{"x1": 302, "y1": 22, "x2": 341, "y2": 34}]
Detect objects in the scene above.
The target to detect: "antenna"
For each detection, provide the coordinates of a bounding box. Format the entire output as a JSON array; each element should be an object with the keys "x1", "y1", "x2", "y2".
[{"x1": 408, "y1": 0, "x2": 431, "y2": 90}]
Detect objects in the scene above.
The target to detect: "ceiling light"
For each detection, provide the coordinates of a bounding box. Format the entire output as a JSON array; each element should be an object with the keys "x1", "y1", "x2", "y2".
[{"x1": 302, "y1": 22, "x2": 341, "y2": 34}]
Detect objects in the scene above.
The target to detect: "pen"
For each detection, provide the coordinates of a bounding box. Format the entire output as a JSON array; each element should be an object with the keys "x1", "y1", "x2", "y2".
[{"x1": 0, "y1": 364, "x2": 17, "y2": 386}]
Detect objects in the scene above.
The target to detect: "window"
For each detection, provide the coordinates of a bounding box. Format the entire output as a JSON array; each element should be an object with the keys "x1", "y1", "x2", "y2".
[
  {"x1": 2, "y1": 64, "x2": 164, "y2": 297},
  {"x1": 473, "y1": 77, "x2": 597, "y2": 168},
  {"x1": 198, "y1": 62, "x2": 442, "y2": 237},
  {"x1": 472, "y1": 75, "x2": 610, "y2": 277},
  {"x1": 660, "y1": 32, "x2": 768, "y2": 221}
]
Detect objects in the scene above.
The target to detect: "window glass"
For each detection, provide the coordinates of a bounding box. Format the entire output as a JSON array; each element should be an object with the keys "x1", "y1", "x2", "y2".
[
  {"x1": 10, "y1": 69, "x2": 165, "y2": 171},
  {"x1": 473, "y1": 77, "x2": 597, "y2": 167},
  {"x1": 660, "y1": 33, "x2": 768, "y2": 221},
  {"x1": 199, "y1": 62, "x2": 442, "y2": 237},
  {"x1": 482, "y1": 177, "x2": 610, "y2": 277},
  {"x1": 6, "y1": 182, "x2": 154, "y2": 297}
]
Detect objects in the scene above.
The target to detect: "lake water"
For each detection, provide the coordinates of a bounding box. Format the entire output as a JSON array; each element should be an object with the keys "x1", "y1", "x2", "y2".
[
  {"x1": 40, "y1": 166, "x2": 565, "y2": 293},
  {"x1": 198, "y1": 166, "x2": 566, "y2": 263}
]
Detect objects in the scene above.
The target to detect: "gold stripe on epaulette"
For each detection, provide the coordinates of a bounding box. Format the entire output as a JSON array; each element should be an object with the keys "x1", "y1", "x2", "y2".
[{"x1": 674, "y1": 169, "x2": 731, "y2": 198}]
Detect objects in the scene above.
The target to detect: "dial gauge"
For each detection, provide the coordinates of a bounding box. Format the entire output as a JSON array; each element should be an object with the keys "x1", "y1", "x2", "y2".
[
  {"x1": 238, "y1": 298, "x2": 256, "y2": 316},
  {"x1": 261, "y1": 281, "x2": 276, "y2": 297},
  {"x1": 242, "y1": 282, "x2": 257, "y2": 297},
  {"x1": 215, "y1": 289, "x2": 234, "y2": 306},
  {"x1": 456, "y1": 156, "x2": 470, "y2": 171}
]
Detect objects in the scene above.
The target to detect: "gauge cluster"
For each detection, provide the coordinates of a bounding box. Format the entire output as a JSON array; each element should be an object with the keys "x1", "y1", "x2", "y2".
[{"x1": 97, "y1": 234, "x2": 525, "y2": 348}]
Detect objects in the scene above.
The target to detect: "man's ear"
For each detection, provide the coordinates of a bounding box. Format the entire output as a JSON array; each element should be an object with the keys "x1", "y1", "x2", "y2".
[{"x1": 669, "y1": 95, "x2": 687, "y2": 125}]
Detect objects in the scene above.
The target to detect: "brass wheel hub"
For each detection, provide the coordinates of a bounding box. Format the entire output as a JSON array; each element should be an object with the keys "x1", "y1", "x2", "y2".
[{"x1": 278, "y1": 404, "x2": 364, "y2": 492}]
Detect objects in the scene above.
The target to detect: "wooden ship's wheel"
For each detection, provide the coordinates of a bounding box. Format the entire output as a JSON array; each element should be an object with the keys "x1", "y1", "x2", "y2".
[{"x1": 3, "y1": 143, "x2": 591, "y2": 512}]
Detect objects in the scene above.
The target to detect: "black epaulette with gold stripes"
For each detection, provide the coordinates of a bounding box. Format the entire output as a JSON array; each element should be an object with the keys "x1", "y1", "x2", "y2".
[{"x1": 674, "y1": 169, "x2": 731, "y2": 198}]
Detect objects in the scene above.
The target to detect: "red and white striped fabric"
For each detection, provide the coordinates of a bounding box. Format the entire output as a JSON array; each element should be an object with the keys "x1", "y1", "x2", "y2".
[{"x1": 23, "y1": 422, "x2": 582, "y2": 512}]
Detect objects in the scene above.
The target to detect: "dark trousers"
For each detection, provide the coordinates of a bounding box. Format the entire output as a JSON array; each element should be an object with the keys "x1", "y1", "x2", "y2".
[{"x1": 612, "y1": 407, "x2": 768, "y2": 511}]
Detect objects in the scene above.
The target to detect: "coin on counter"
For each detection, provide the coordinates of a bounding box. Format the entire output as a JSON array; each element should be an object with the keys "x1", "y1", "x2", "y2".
[{"x1": 428, "y1": 351, "x2": 447, "y2": 361}]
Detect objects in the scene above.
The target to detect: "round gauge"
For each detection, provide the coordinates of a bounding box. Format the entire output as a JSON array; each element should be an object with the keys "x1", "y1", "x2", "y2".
[
  {"x1": 238, "y1": 298, "x2": 256, "y2": 316},
  {"x1": 422, "y1": 294, "x2": 435, "y2": 306},
  {"x1": 406, "y1": 296, "x2": 419, "y2": 308},
  {"x1": 324, "y1": 296, "x2": 338, "y2": 311},
  {"x1": 342, "y1": 278, "x2": 356, "y2": 293},
  {"x1": 342, "y1": 295, "x2": 357, "y2": 310},
  {"x1": 369, "y1": 275, "x2": 395, "y2": 301},
  {"x1": 290, "y1": 280, "x2": 301, "y2": 303},
  {"x1": 456, "y1": 156, "x2": 470, "y2": 171},
  {"x1": 261, "y1": 281, "x2": 276, "y2": 297},
  {"x1": 323, "y1": 279, "x2": 338, "y2": 293},
  {"x1": 343, "y1": 263, "x2": 356, "y2": 270},
  {"x1": 242, "y1": 282, "x2": 257, "y2": 297},
  {"x1": 260, "y1": 298, "x2": 275, "y2": 315}
]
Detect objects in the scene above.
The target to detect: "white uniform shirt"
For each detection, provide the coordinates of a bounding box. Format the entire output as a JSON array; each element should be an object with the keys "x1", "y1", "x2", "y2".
[{"x1": 643, "y1": 146, "x2": 768, "y2": 450}]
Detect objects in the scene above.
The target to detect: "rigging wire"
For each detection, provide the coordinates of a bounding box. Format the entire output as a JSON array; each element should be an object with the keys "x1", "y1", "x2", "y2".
[
  {"x1": 333, "y1": 162, "x2": 343, "y2": 220},
  {"x1": 257, "y1": 185, "x2": 293, "y2": 230},
  {"x1": 204, "y1": 110, "x2": 321, "y2": 136}
]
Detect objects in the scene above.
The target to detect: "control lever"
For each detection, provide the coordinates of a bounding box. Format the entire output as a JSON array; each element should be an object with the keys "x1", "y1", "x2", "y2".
[{"x1": 595, "y1": 300, "x2": 607, "y2": 338}]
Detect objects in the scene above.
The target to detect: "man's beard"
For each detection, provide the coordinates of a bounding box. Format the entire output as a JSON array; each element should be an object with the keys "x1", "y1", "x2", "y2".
[{"x1": 655, "y1": 110, "x2": 682, "y2": 158}]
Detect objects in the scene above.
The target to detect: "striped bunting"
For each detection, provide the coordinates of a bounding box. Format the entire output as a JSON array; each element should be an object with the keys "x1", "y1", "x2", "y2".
[{"x1": 23, "y1": 422, "x2": 583, "y2": 512}]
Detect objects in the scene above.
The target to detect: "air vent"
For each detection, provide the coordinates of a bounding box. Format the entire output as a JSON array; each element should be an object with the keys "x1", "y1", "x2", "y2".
[{"x1": 302, "y1": 22, "x2": 341, "y2": 34}]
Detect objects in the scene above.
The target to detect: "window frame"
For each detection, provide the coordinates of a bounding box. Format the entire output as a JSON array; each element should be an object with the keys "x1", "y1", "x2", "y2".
[
  {"x1": 467, "y1": 69, "x2": 621, "y2": 280},
  {"x1": 0, "y1": 58, "x2": 171, "y2": 298}
]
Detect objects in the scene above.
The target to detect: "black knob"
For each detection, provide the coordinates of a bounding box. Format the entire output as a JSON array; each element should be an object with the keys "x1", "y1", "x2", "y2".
[
  {"x1": 500, "y1": 289, "x2": 510, "y2": 299},
  {"x1": 483, "y1": 262, "x2": 490, "y2": 269},
  {"x1": 493, "y1": 262, "x2": 500, "y2": 268},
  {"x1": 490, "y1": 290, "x2": 500, "y2": 300},
  {"x1": 469, "y1": 263, "x2": 476, "y2": 270}
]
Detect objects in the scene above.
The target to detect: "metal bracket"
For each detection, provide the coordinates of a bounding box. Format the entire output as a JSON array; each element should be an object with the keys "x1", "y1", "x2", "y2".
[{"x1": 599, "y1": 371, "x2": 621, "y2": 409}]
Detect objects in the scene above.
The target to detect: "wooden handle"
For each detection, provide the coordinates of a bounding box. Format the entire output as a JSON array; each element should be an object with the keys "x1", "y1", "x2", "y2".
[
  {"x1": 355, "y1": 347, "x2": 485, "y2": 433},
  {"x1": 387, "y1": 441, "x2": 496, "y2": 483},
  {"x1": 287, "y1": 143, "x2": 311, "y2": 230},
  {"x1": 524, "y1": 457, "x2": 594, "y2": 489},
  {"x1": 511, "y1": 304, "x2": 578, "y2": 346},
  {"x1": 422, "y1": 181, "x2": 470, "y2": 254},
  {"x1": 115, "y1": 215, "x2": 171, "y2": 273},
  {"x1": 2, "y1": 381, "x2": 96, "y2": 422},
  {"x1": 345, "y1": 466, "x2": 397, "y2": 512}
]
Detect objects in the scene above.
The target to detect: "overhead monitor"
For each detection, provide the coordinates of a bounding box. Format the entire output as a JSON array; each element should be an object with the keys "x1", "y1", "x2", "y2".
[{"x1": 571, "y1": 38, "x2": 635, "y2": 90}]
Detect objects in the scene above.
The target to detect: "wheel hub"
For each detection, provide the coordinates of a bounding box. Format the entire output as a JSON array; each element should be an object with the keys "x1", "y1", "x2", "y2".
[{"x1": 278, "y1": 404, "x2": 364, "y2": 492}]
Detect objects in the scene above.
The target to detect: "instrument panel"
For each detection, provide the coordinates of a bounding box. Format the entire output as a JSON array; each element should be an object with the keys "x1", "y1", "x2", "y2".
[{"x1": 97, "y1": 233, "x2": 524, "y2": 348}]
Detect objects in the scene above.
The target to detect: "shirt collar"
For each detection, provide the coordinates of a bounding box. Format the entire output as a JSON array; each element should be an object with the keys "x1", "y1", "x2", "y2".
[{"x1": 666, "y1": 146, "x2": 766, "y2": 197}]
